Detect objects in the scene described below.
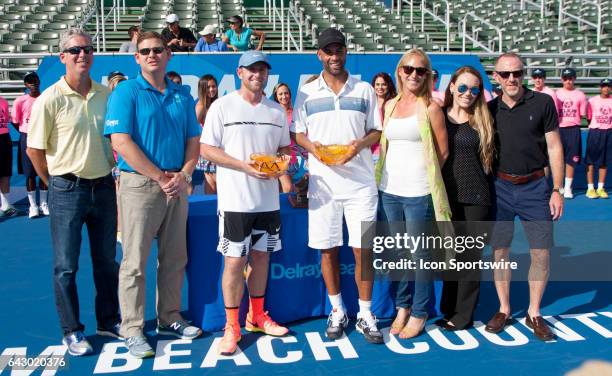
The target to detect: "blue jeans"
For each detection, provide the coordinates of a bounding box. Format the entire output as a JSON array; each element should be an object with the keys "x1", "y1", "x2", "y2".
[
  {"x1": 49, "y1": 174, "x2": 120, "y2": 335},
  {"x1": 378, "y1": 191, "x2": 433, "y2": 318}
]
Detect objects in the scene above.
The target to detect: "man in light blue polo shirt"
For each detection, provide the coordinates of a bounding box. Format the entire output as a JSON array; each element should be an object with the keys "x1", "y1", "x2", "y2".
[
  {"x1": 104, "y1": 30, "x2": 202, "y2": 358},
  {"x1": 194, "y1": 25, "x2": 228, "y2": 52}
]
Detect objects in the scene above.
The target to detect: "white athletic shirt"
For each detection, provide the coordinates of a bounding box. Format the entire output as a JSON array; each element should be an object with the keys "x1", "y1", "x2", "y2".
[
  {"x1": 292, "y1": 73, "x2": 382, "y2": 199},
  {"x1": 379, "y1": 115, "x2": 430, "y2": 197},
  {"x1": 201, "y1": 91, "x2": 291, "y2": 212}
]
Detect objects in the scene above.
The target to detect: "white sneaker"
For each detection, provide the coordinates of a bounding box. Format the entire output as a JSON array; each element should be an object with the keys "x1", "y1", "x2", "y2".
[
  {"x1": 563, "y1": 188, "x2": 573, "y2": 199},
  {"x1": 28, "y1": 206, "x2": 40, "y2": 219},
  {"x1": 39, "y1": 202, "x2": 50, "y2": 216}
]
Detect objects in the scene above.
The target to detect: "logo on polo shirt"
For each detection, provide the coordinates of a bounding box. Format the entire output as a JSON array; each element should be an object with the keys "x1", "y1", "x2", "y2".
[
  {"x1": 174, "y1": 94, "x2": 182, "y2": 103},
  {"x1": 105, "y1": 119, "x2": 119, "y2": 127}
]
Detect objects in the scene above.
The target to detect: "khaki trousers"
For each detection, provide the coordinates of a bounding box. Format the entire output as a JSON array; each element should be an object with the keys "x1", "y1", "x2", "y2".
[{"x1": 118, "y1": 172, "x2": 188, "y2": 338}]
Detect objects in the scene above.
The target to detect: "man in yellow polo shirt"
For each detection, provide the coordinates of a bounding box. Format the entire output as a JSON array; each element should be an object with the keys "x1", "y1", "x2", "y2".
[{"x1": 27, "y1": 28, "x2": 121, "y2": 356}]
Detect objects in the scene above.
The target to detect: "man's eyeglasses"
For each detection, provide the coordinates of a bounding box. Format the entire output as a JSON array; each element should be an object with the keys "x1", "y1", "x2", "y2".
[
  {"x1": 496, "y1": 70, "x2": 524, "y2": 79},
  {"x1": 63, "y1": 45, "x2": 94, "y2": 55},
  {"x1": 401, "y1": 65, "x2": 429, "y2": 77},
  {"x1": 456, "y1": 84, "x2": 481, "y2": 96},
  {"x1": 138, "y1": 47, "x2": 165, "y2": 55}
]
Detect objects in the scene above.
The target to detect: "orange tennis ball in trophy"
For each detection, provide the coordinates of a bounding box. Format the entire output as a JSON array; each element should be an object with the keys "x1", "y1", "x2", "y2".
[{"x1": 315, "y1": 144, "x2": 352, "y2": 165}]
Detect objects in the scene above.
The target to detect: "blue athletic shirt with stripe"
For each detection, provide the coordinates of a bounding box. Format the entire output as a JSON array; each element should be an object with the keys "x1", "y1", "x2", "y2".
[{"x1": 103, "y1": 74, "x2": 202, "y2": 172}]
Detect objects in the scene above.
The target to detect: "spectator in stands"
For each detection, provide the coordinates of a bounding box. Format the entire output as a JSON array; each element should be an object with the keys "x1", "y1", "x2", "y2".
[
  {"x1": 105, "y1": 31, "x2": 202, "y2": 358},
  {"x1": 166, "y1": 71, "x2": 182, "y2": 85},
  {"x1": 375, "y1": 49, "x2": 449, "y2": 339},
  {"x1": 195, "y1": 74, "x2": 219, "y2": 194},
  {"x1": 201, "y1": 50, "x2": 290, "y2": 355},
  {"x1": 272, "y1": 82, "x2": 294, "y2": 193},
  {"x1": 371, "y1": 72, "x2": 397, "y2": 163},
  {"x1": 107, "y1": 70, "x2": 126, "y2": 91},
  {"x1": 585, "y1": 78, "x2": 612, "y2": 199},
  {"x1": 12, "y1": 72, "x2": 48, "y2": 219},
  {"x1": 222, "y1": 15, "x2": 265, "y2": 52},
  {"x1": 293, "y1": 28, "x2": 384, "y2": 344},
  {"x1": 437, "y1": 66, "x2": 494, "y2": 331},
  {"x1": 27, "y1": 28, "x2": 121, "y2": 356},
  {"x1": 556, "y1": 67, "x2": 587, "y2": 199},
  {"x1": 486, "y1": 52, "x2": 563, "y2": 342},
  {"x1": 531, "y1": 68, "x2": 559, "y2": 108},
  {"x1": 195, "y1": 25, "x2": 228, "y2": 52},
  {"x1": 161, "y1": 14, "x2": 196, "y2": 52},
  {"x1": 119, "y1": 25, "x2": 140, "y2": 53},
  {"x1": 431, "y1": 68, "x2": 445, "y2": 105},
  {"x1": 0, "y1": 93, "x2": 16, "y2": 217}
]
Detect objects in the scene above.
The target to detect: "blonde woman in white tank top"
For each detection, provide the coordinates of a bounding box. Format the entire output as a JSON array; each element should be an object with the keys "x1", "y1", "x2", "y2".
[{"x1": 378, "y1": 49, "x2": 448, "y2": 339}]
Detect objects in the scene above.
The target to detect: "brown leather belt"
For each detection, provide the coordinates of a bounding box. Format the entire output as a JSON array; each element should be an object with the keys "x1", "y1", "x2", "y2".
[{"x1": 496, "y1": 169, "x2": 545, "y2": 185}]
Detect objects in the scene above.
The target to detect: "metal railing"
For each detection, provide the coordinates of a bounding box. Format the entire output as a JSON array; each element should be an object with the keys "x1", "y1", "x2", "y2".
[
  {"x1": 520, "y1": 0, "x2": 547, "y2": 21},
  {"x1": 421, "y1": 0, "x2": 450, "y2": 51},
  {"x1": 557, "y1": 0, "x2": 602, "y2": 46},
  {"x1": 287, "y1": 2, "x2": 304, "y2": 51},
  {"x1": 460, "y1": 12, "x2": 503, "y2": 53},
  {"x1": 89, "y1": 0, "x2": 125, "y2": 52}
]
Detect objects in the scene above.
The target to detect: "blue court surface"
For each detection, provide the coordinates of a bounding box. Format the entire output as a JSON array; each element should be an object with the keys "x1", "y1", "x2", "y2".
[{"x1": 0, "y1": 145, "x2": 611, "y2": 376}]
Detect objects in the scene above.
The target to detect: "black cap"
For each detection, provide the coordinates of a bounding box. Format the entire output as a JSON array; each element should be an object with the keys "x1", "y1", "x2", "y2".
[
  {"x1": 23, "y1": 71, "x2": 39, "y2": 83},
  {"x1": 561, "y1": 68, "x2": 577, "y2": 79},
  {"x1": 226, "y1": 15, "x2": 243, "y2": 25},
  {"x1": 317, "y1": 28, "x2": 346, "y2": 50},
  {"x1": 432, "y1": 69, "x2": 439, "y2": 79},
  {"x1": 531, "y1": 68, "x2": 546, "y2": 78},
  {"x1": 600, "y1": 78, "x2": 611, "y2": 86}
]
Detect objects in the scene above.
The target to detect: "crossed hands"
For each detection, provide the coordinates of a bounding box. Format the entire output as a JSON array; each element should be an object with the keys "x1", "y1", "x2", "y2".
[{"x1": 158, "y1": 171, "x2": 188, "y2": 199}]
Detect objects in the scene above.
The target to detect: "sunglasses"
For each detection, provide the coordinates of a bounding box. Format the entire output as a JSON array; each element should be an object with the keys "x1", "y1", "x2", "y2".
[
  {"x1": 456, "y1": 84, "x2": 481, "y2": 96},
  {"x1": 496, "y1": 70, "x2": 524, "y2": 79},
  {"x1": 138, "y1": 47, "x2": 165, "y2": 55},
  {"x1": 63, "y1": 45, "x2": 94, "y2": 55},
  {"x1": 401, "y1": 65, "x2": 429, "y2": 77}
]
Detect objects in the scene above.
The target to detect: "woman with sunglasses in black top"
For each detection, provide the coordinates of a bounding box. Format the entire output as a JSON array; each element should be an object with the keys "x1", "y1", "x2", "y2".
[{"x1": 437, "y1": 66, "x2": 495, "y2": 330}]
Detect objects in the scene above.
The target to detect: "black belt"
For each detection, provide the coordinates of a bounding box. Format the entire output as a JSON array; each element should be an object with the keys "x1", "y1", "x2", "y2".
[{"x1": 57, "y1": 173, "x2": 111, "y2": 185}]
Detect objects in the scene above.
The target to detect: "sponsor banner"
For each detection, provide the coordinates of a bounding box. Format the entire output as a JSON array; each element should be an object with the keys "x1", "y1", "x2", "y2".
[{"x1": 36, "y1": 53, "x2": 489, "y2": 100}]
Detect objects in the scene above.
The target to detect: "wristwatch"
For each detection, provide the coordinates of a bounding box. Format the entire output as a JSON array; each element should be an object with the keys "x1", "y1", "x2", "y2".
[
  {"x1": 181, "y1": 171, "x2": 192, "y2": 184},
  {"x1": 552, "y1": 187, "x2": 564, "y2": 195}
]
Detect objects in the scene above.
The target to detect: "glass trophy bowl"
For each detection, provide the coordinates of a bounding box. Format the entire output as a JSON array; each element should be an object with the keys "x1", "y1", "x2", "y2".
[
  {"x1": 315, "y1": 144, "x2": 352, "y2": 165},
  {"x1": 249, "y1": 153, "x2": 290, "y2": 176}
]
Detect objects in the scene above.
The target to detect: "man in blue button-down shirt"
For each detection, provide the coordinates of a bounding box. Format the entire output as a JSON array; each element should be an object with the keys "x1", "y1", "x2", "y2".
[{"x1": 104, "y1": 30, "x2": 202, "y2": 358}]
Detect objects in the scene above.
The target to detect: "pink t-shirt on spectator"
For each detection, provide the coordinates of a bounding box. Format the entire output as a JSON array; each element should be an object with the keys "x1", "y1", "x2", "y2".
[
  {"x1": 534, "y1": 86, "x2": 560, "y2": 111},
  {"x1": 0, "y1": 97, "x2": 9, "y2": 135},
  {"x1": 556, "y1": 88, "x2": 587, "y2": 127},
  {"x1": 587, "y1": 96, "x2": 612, "y2": 130},
  {"x1": 11, "y1": 94, "x2": 37, "y2": 133}
]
